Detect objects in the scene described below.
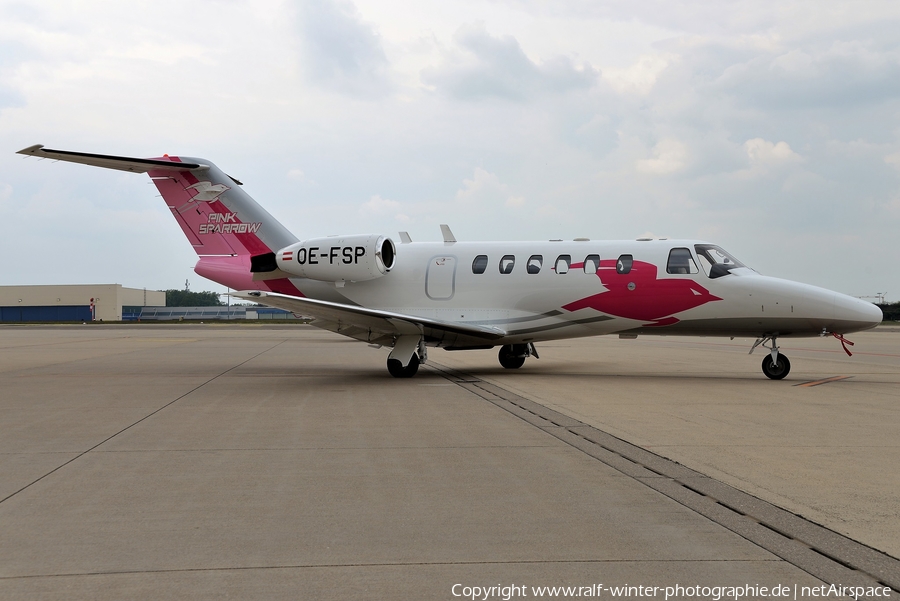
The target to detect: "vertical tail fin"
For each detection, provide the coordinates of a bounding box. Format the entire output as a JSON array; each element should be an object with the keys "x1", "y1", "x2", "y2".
[
  {"x1": 146, "y1": 157, "x2": 297, "y2": 257},
  {"x1": 17, "y1": 145, "x2": 303, "y2": 294},
  {"x1": 16, "y1": 145, "x2": 298, "y2": 256}
]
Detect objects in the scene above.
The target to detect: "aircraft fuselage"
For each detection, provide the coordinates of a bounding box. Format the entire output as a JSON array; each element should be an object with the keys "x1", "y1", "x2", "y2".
[{"x1": 258, "y1": 238, "x2": 881, "y2": 348}]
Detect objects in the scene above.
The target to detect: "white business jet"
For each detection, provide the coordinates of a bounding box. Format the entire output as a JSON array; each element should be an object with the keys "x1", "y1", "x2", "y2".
[{"x1": 18, "y1": 145, "x2": 882, "y2": 379}]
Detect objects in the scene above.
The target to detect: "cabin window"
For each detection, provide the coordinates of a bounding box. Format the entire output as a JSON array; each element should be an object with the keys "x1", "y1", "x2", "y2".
[
  {"x1": 554, "y1": 255, "x2": 571, "y2": 274},
  {"x1": 583, "y1": 254, "x2": 600, "y2": 274},
  {"x1": 666, "y1": 248, "x2": 699, "y2": 274},
  {"x1": 616, "y1": 254, "x2": 633, "y2": 274},
  {"x1": 526, "y1": 255, "x2": 543, "y2": 274},
  {"x1": 472, "y1": 255, "x2": 488, "y2": 274},
  {"x1": 499, "y1": 255, "x2": 516, "y2": 274}
]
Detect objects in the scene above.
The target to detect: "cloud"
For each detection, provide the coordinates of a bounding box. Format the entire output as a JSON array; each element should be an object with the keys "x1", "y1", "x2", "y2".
[
  {"x1": 0, "y1": 182, "x2": 11, "y2": 209},
  {"x1": 519, "y1": 1, "x2": 779, "y2": 36},
  {"x1": 603, "y1": 53, "x2": 676, "y2": 95},
  {"x1": 456, "y1": 168, "x2": 524, "y2": 207},
  {"x1": 0, "y1": 41, "x2": 29, "y2": 110},
  {"x1": 636, "y1": 139, "x2": 688, "y2": 174},
  {"x1": 733, "y1": 138, "x2": 805, "y2": 183},
  {"x1": 744, "y1": 138, "x2": 802, "y2": 166},
  {"x1": 716, "y1": 40, "x2": 900, "y2": 109},
  {"x1": 359, "y1": 194, "x2": 409, "y2": 222},
  {"x1": 885, "y1": 152, "x2": 900, "y2": 169},
  {"x1": 422, "y1": 23, "x2": 598, "y2": 101},
  {"x1": 456, "y1": 168, "x2": 499, "y2": 201},
  {"x1": 361, "y1": 194, "x2": 401, "y2": 214},
  {"x1": 296, "y1": 0, "x2": 390, "y2": 96},
  {"x1": 4, "y1": 1, "x2": 900, "y2": 298}
]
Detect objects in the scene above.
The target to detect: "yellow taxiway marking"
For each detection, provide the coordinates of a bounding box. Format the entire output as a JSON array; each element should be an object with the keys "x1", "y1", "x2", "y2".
[{"x1": 795, "y1": 375, "x2": 853, "y2": 387}]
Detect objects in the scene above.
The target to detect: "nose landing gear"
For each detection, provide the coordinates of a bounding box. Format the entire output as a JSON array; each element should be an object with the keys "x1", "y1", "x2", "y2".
[
  {"x1": 750, "y1": 335, "x2": 791, "y2": 380},
  {"x1": 761, "y1": 352, "x2": 791, "y2": 380}
]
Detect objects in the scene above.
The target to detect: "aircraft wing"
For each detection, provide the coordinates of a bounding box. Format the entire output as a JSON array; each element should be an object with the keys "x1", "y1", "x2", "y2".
[
  {"x1": 232, "y1": 291, "x2": 506, "y2": 346},
  {"x1": 16, "y1": 145, "x2": 206, "y2": 172}
]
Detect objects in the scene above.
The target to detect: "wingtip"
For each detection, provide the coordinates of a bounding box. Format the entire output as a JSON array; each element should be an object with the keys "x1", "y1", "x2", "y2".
[
  {"x1": 16, "y1": 144, "x2": 45, "y2": 156},
  {"x1": 230, "y1": 290, "x2": 264, "y2": 299}
]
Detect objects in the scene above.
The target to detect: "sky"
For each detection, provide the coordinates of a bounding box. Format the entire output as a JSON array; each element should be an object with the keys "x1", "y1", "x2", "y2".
[{"x1": 1, "y1": 0, "x2": 898, "y2": 301}]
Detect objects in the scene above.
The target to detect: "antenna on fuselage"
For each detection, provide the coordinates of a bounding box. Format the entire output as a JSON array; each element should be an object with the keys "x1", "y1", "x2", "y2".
[{"x1": 440, "y1": 224, "x2": 456, "y2": 244}]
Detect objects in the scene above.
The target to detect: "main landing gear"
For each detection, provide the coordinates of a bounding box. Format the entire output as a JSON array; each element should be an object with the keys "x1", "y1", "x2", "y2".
[
  {"x1": 386, "y1": 335, "x2": 426, "y2": 378},
  {"x1": 750, "y1": 335, "x2": 791, "y2": 380},
  {"x1": 498, "y1": 343, "x2": 539, "y2": 369},
  {"x1": 387, "y1": 353, "x2": 419, "y2": 378}
]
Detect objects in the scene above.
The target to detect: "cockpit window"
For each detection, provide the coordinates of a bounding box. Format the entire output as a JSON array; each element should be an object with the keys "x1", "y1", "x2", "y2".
[
  {"x1": 584, "y1": 254, "x2": 600, "y2": 274},
  {"x1": 554, "y1": 255, "x2": 571, "y2": 274},
  {"x1": 472, "y1": 255, "x2": 488, "y2": 274},
  {"x1": 499, "y1": 255, "x2": 516, "y2": 274},
  {"x1": 526, "y1": 255, "x2": 543, "y2": 274},
  {"x1": 616, "y1": 254, "x2": 633, "y2": 274},
  {"x1": 666, "y1": 248, "x2": 699, "y2": 274},
  {"x1": 694, "y1": 244, "x2": 747, "y2": 279}
]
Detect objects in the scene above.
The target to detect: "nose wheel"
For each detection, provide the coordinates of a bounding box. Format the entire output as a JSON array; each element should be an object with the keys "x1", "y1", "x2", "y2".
[
  {"x1": 761, "y1": 352, "x2": 790, "y2": 380},
  {"x1": 750, "y1": 335, "x2": 791, "y2": 380}
]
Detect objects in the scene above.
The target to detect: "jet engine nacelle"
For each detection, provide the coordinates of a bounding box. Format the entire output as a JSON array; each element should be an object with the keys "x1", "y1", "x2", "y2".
[{"x1": 275, "y1": 234, "x2": 396, "y2": 282}]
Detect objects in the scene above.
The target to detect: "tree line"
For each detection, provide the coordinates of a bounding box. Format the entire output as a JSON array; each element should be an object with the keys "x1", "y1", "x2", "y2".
[
  {"x1": 164, "y1": 290, "x2": 224, "y2": 307},
  {"x1": 875, "y1": 302, "x2": 899, "y2": 322}
]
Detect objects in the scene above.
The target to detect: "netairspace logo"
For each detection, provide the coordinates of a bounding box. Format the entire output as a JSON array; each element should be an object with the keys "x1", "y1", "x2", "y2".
[{"x1": 450, "y1": 583, "x2": 894, "y2": 600}]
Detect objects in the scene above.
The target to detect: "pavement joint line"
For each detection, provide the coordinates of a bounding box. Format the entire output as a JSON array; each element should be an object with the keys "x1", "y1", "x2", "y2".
[
  {"x1": 0, "y1": 340, "x2": 288, "y2": 507},
  {"x1": 425, "y1": 362, "x2": 900, "y2": 596},
  {"x1": 79, "y1": 445, "x2": 561, "y2": 453},
  {"x1": 0, "y1": 335, "x2": 139, "y2": 350},
  {"x1": 0, "y1": 558, "x2": 788, "y2": 580}
]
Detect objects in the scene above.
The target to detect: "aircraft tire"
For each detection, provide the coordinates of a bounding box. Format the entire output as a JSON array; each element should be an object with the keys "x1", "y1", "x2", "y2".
[
  {"x1": 761, "y1": 353, "x2": 790, "y2": 380},
  {"x1": 387, "y1": 354, "x2": 419, "y2": 378},
  {"x1": 498, "y1": 344, "x2": 527, "y2": 369}
]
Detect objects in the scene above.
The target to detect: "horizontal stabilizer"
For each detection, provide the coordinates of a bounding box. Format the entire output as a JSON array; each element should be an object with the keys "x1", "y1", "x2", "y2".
[{"x1": 16, "y1": 145, "x2": 206, "y2": 173}]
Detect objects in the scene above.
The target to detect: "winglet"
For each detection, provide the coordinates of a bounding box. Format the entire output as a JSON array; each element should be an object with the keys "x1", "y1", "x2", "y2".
[
  {"x1": 440, "y1": 224, "x2": 456, "y2": 243},
  {"x1": 399, "y1": 231, "x2": 412, "y2": 244}
]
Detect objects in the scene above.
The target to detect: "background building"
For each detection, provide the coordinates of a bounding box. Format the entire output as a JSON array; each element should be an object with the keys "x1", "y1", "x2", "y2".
[
  {"x1": 0, "y1": 284, "x2": 302, "y2": 322},
  {"x1": 0, "y1": 285, "x2": 165, "y2": 322}
]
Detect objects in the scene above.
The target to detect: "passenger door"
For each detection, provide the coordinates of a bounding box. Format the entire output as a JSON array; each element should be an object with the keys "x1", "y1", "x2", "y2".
[{"x1": 425, "y1": 256, "x2": 457, "y2": 300}]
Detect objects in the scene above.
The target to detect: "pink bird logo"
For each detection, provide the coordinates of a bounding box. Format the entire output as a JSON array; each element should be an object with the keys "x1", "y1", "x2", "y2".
[{"x1": 563, "y1": 259, "x2": 721, "y2": 326}]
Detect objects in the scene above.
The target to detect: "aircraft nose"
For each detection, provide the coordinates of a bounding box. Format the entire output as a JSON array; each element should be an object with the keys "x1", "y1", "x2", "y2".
[{"x1": 833, "y1": 293, "x2": 883, "y2": 332}]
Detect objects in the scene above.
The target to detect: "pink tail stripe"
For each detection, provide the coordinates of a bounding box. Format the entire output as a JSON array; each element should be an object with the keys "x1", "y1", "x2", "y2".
[{"x1": 149, "y1": 167, "x2": 272, "y2": 257}]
